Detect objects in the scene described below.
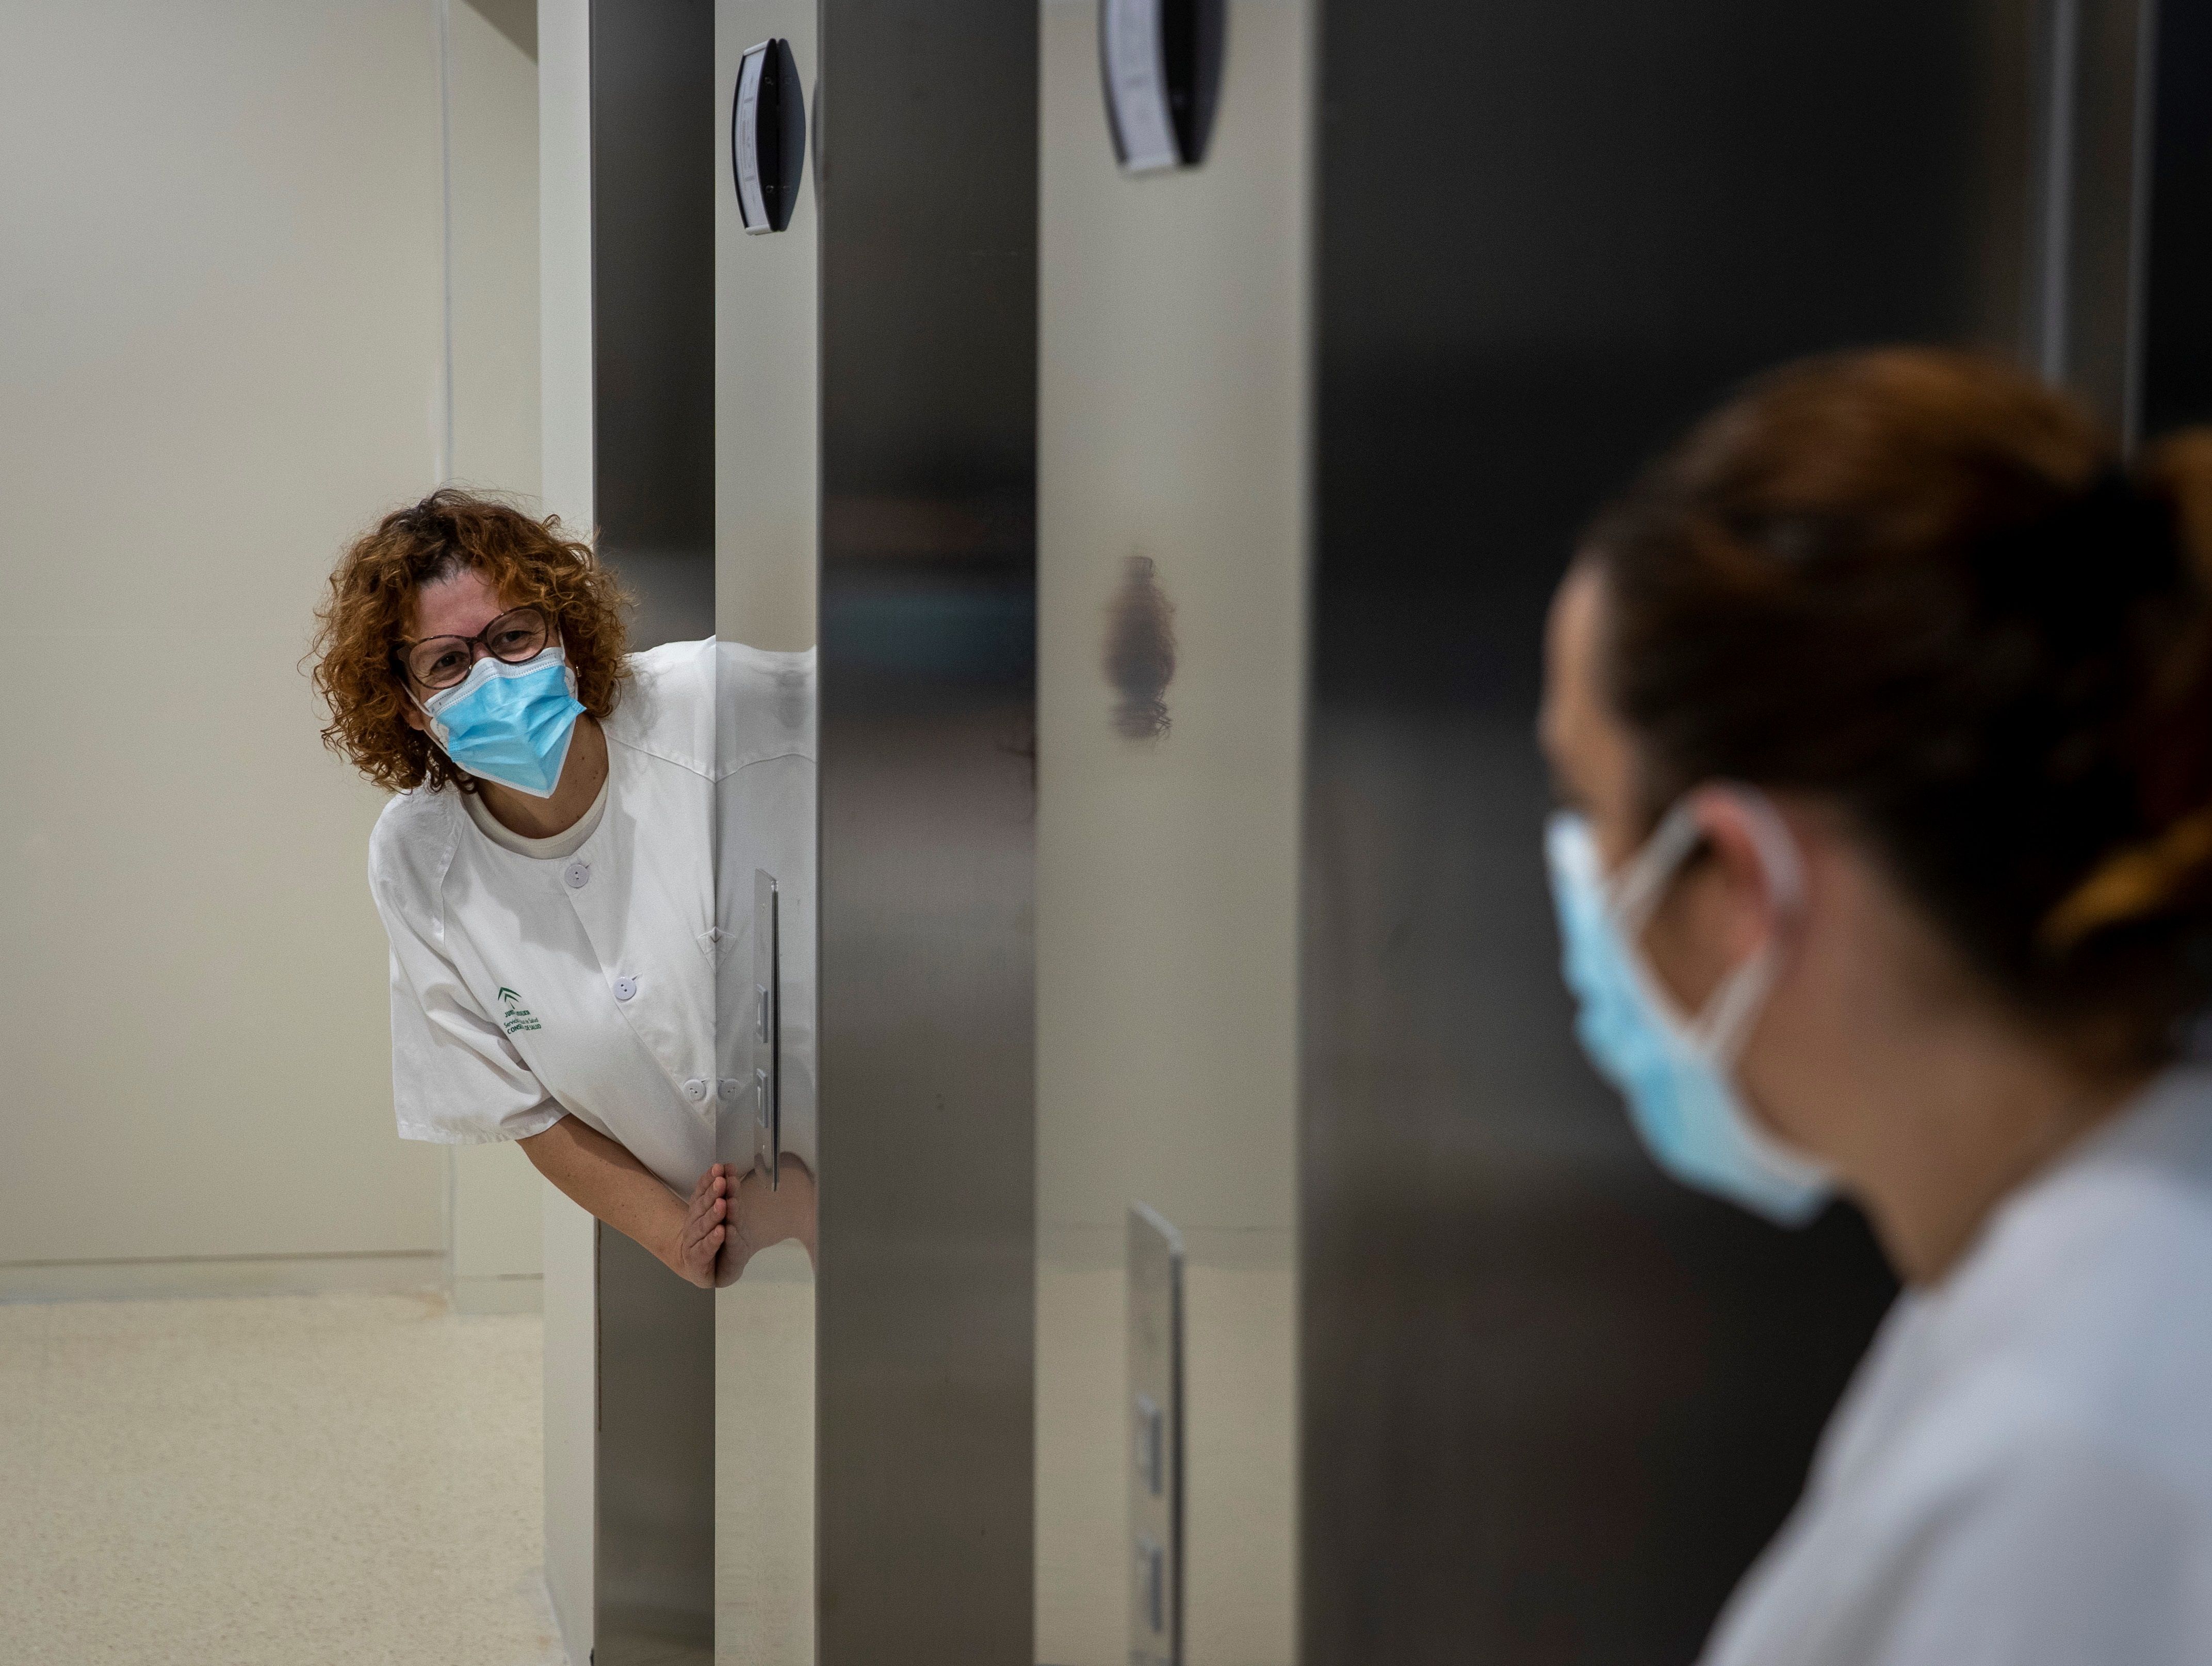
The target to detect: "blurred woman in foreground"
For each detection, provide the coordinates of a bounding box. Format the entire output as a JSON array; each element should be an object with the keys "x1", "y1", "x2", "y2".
[{"x1": 1542, "y1": 349, "x2": 2212, "y2": 1662}]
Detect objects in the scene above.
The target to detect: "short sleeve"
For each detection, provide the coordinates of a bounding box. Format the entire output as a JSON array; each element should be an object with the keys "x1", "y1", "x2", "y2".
[
  {"x1": 373, "y1": 877, "x2": 565, "y2": 1146},
  {"x1": 1818, "y1": 1440, "x2": 2211, "y2": 1666}
]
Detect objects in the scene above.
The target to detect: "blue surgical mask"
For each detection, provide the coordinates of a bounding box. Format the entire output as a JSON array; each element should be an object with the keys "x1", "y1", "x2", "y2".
[
  {"x1": 1543, "y1": 796, "x2": 1833, "y2": 1226},
  {"x1": 416, "y1": 645, "x2": 585, "y2": 799}
]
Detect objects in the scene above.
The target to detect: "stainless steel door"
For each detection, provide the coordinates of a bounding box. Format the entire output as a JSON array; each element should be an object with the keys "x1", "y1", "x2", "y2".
[
  {"x1": 591, "y1": 2, "x2": 719, "y2": 1660},
  {"x1": 815, "y1": 2, "x2": 1040, "y2": 1661},
  {"x1": 714, "y1": 5, "x2": 820, "y2": 1662},
  {"x1": 1036, "y1": 5, "x2": 1309, "y2": 1660},
  {"x1": 1302, "y1": 3, "x2": 2052, "y2": 1661}
]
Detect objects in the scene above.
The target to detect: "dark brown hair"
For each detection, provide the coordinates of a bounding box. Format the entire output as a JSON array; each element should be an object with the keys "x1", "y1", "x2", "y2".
[
  {"x1": 1586, "y1": 348, "x2": 2212, "y2": 1073},
  {"x1": 310, "y1": 489, "x2": 631, "y2": 795}
]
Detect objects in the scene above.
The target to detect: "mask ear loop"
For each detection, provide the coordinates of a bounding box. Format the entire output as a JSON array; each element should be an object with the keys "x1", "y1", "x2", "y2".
[
  {"x1": 1689, "y1": 787, "x2": 1804, "y2": 1064},
  {"x1": 1608, "y1": 799, "x2": 1705, "y2": 930},
  {"x1": 1606, "y1": 785, "x2": 1806, "y2": 1061}
]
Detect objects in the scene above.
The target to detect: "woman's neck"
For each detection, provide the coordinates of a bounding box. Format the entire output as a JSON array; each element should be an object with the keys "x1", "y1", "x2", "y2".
[
  {"x1": 477, "y1": 715, "x2": 608, "y2": 841},
  {"x1": 1847, "y1": 1033, "x2": 2146, "y2": 1285}
]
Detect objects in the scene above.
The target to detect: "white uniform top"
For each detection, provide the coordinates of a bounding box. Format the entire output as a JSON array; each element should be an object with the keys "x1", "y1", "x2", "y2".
[
  {"x1": 367, "y1": 639, "x2": 815, "y2": 1195},
  {"x1": 1704, "y1": 1064, "x2": 2212, "y2": 1666}
]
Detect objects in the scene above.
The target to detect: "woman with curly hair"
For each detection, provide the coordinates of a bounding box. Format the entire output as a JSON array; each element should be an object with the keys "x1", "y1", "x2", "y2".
[{"x1": 312, "y1": 489, "x2": 814, "y2": 1288}]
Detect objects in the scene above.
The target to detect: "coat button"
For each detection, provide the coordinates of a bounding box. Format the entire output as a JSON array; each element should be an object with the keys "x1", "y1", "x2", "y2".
[
  {"x1": 684, "y1": 1077, "x2": 708, "y2": 1101},
  {"x1": 613, "y1": 976, "x2": 637, "y2": 1002},
  {"x1": 564, "y1": 860, "x2": 590, "y2": 890}
]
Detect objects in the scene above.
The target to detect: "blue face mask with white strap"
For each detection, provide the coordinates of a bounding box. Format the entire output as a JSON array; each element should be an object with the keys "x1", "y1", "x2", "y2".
[
  {"x1": 1543, "y1": 794, "x2": 1834, "y2": 1227},
  {"x1": 416, "y1": 645, "x2": 585, "y2": 799}
]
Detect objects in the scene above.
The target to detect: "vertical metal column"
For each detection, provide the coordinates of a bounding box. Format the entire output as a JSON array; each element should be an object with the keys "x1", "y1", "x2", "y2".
[
  {"x1": 598, "y1": 1225, "x2": 717, "y2": 1661},
  {"x1": 2138, "y1": 0, "x2": 2212, "y2": 433},
  {"x1": 593, "y1": 0, "x2": 718, "y2": 645},
  {"x1": 815, "y1": 2, "x2": 1039, "y2": 1662},
  {"x1": 2028, "y1": 0, "x2": 2161, "y2": 441},
  {"x1": 1300, "y1": 2, "x2": 2034, "y2": 1660},
  {"x1": 589, "y1": 3, "x2": 719, "y2": 1661},
  {"x1": 711, "y1": 7, "x2": 821, "y2": 1659},
  {"x1": 1033, "y1": 4, "x2": 1310, "y2": 1661}
]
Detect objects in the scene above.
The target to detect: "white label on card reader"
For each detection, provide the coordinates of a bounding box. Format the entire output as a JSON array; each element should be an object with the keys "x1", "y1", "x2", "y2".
[
  {"x1": 1103, "y1": 0, "x2": 1179, "y2": 172},
  {"x1": 735, "y1": 44, "x2": 770, "y2": 230}
]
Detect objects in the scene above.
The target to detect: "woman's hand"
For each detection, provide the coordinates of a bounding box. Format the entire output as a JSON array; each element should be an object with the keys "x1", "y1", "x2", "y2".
[
  {"x1": 518, "y1": 1119, "x2": 753, "y2": 1291},
  {"x1": 717, "y1": 1156, "x2": 818, "y2": 1286},
  {"x1": 670, "y1": 1163, "x2": 737, "y2": 1289}
]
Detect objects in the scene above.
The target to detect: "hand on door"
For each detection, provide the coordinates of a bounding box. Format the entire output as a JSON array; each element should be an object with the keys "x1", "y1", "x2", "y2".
[
  {"x1": 671, "y1": 1162, "x2": 738, "y2": 1288},
  {"x1": 718, "y1": 1155, "x2": 818, "y2": 1285}
]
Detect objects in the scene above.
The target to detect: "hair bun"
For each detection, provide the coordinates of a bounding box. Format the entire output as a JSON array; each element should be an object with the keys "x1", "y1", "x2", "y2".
[
  {"x1": 1590, "y1": 348, "x2": 2212, "y2": 1073},
  {"x1": 1971, "y1": 467, "x2": 2179, "y2": 638}
]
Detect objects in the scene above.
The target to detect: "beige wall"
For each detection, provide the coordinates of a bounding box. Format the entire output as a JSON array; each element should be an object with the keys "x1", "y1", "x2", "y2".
[
  {"x1": 0, "y1": 0, "x2": 445, "y2": 1277},
  {"x1": 0, "y1": 0, "x2": 544, "y2": 1293},
  {"x1": 446, "y1": 0, "x2": 551, "y2": 1313}
]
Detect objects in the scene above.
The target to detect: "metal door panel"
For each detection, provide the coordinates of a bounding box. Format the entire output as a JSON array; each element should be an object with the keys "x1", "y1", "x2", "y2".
[
  {"x1": 1036, "y1": 5, "x2": 1309, "y2": 1661},
  {"x1": 714, "y1": 5, "x2": 820, "y2": 1662},
  {"x1": 815, "y1": 2, "x2": 1040, "y2": 1661},
  {"x1": 1302, "y1": 2, "x2": 2037, "y2": 1660}
]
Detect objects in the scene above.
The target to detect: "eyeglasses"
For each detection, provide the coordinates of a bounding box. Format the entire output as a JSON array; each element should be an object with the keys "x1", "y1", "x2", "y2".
[{"x1": 396, "y1": 606, "x2": 552, "y2": 690}]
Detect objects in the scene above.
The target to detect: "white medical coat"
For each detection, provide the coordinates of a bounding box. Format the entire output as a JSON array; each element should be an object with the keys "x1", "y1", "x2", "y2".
[
  {"x1": 367, "y1": 639, "x2": 815, "y2": 1195},
  {"x1": 1703, "y1": 1064, "x2": 2212, "y2": 1666}
]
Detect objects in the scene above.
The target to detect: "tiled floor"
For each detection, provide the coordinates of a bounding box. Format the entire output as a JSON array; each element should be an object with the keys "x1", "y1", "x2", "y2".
[{"x1": 0, "y1": 1291, "x2": 562, "y2": 1665}]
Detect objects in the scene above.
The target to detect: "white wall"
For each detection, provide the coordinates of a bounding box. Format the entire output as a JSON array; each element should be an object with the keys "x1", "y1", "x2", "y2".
[
  {"x1": 0, "y1": 0, "x2": 546, "y2": 1304},
  {"x1": 0, "y1": 0, "x2": 451, "y2": 1289},
  {"x1": 445, "y1": 0, "x2": 551, "y2": 1315}
]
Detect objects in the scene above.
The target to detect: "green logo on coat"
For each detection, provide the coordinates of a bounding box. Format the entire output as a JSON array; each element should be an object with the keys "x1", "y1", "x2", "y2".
[{"x1": 496, "y1": 986, "x2": 542, "y2": 1035}]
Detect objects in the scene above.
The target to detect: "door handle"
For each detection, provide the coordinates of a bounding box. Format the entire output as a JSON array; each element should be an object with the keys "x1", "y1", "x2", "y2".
[{"x1": 753, "y1": 869, "x2": 781, "y2": 1188}]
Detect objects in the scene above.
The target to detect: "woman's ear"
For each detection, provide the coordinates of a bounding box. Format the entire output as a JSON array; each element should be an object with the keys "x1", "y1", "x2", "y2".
[{"x1": 1685, "y1": 787, "x2": 1806, "y2": 968}]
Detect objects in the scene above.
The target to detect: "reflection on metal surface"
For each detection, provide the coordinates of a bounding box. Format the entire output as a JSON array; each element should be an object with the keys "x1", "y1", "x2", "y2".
[
  {"x1": 589, "y1": 3, "x2": 719, "y2": 1659},
  {"x1": 753, "y1": 869, "x2": 781, "y2": 1187},
  {"x1": 1038, "y1": 4, "x2": 1307, "y2": 1661},
  {"x1": 707, "y1": 605, "x2": 823, "y2": 1663},
  {"x1": 598, "y1": 1223, "x2": 716, "y2": 1666},
  {"x1": 1103, "y1": 556, "x2": 1177, "y2": 741},
  {"x1": 816, "y1": 1, "x2": 1039, "y2": 1660},
  {"x1": 711, "y1": 648, "x2": 818, "y2": 1234},
  {"x1": 1127, "y1": 1206, "x2": 1184, "y2": 1666},
  {"x1": 714, "y1": 2, "x2": 822, "y2": 1659},
  {"x1": 592, "y1": 0, "x2": 715, "y2": 652},
  {"x1": 2029, "y1": 0, "x2": 2158, "y2": 440},
  {"x1": 1300, "y1": 2, "x2": 2040, "y2": 1660}
]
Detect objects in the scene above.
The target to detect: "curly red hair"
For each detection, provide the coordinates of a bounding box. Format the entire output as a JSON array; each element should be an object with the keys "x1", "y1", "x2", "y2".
[{"x1": 311, "y1": 489, "x2": 632, "y2": 795}]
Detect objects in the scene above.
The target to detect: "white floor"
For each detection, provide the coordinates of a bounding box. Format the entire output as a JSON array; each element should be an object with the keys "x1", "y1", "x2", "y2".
[{"x1": 0, "y1": 1291, "x2": 563, "y2": 1665}]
